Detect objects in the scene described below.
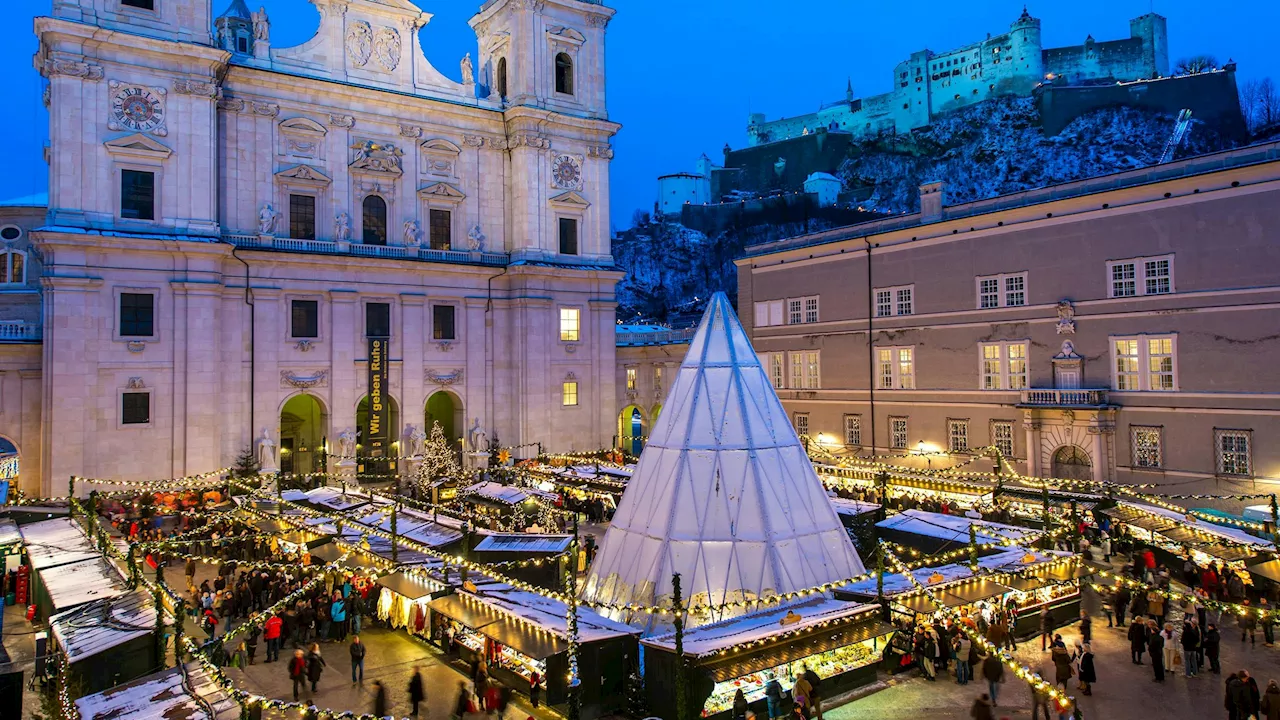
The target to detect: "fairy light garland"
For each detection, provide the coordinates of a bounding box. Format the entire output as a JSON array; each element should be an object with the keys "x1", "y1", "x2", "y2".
[{"x1": 1088, "y1": 569, "x2": 1280, "y2": 620}]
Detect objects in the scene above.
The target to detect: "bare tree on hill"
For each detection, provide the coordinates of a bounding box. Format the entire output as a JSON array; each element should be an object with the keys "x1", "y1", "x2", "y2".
[
  {"x1": 1174, "y1": 55, "x2": 1219, "y2": 76},
  {"x1": 1240, "y1": 77, "x2": 1280, "y2": 133}
]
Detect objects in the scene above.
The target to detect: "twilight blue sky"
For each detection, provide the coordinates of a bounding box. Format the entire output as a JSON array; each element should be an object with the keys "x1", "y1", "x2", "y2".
[{"x1": 4, "y1": 0, "x2": 1278, "y2": 229}]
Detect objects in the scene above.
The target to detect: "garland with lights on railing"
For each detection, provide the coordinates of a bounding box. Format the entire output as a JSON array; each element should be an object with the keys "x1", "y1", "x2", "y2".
[
  {"x1": 880, "y1": 541, "x2": 1078, "y2": 717},
  {"x1": 1087, "y1": 568, "x2": 1280, "y2": 621},
  {"x1": 212, "y1": 566, "x2": 335, "y2": 651},
  {"x1": 71, "y1": 468, "x2": 232, "y2": 495}
]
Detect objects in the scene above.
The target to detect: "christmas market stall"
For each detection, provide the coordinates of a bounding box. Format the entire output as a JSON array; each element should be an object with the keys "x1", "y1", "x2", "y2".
[
  {"x1": 876, "y1": 509, "x2": 1038, "y2": 555},
  {"x1": 828, "y1": 497, "x2": 880, "y2": 556},
  {"x1": 641, "y1": 597, "x2": 893, "y2": 720},
  {"x1": 460, "y1": 481, "x2": 558, "y2": 530},
  {"x1": 351, "y1": 504, "x2": 465, "y2": 551},
  {"x1": 471, "y1": 533, "x2": 572, "y2": 588},
  {"x1": 50, "y1": 589, "x2": 159, "y2": 693},
  {"x1": 374, "y1": 562, "x2": 450, "y2": 639},
  {"x1": 1098, "y1": 500, "x2": 1276, "y2": 580},
  {"x1": 0, "y1": 518, "x2": 22, "y2": 572},
  {"x1": 428, "y1": 588, "x2": 639, "y2": 718},
  {"x1": 31, "y1": 555, "x2": 129, "y2": 620},
  {"x1": 993, "y1": 486, "x2": 1101, "y2": 527},
  {"x1": 281, "y1": 486, "x2": 378, "y2": 514},
  {"x1": 815, "y1": 465, "x2": 995, "y2": 510},
  {"x1": 74, "y1": 660, "x2": 240, "y2": 720},
  {"x1": 20, "y1": 517, "x2": 101, "y2": 571}
]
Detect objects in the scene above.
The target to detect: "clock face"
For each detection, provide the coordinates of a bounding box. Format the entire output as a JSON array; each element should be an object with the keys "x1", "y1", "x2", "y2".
[
  {"x1": 111, "y1": 86, "x2": 164, "y2": 132},
  {"x1": 552, "y1": 154, "x2": 582, "y2": 190}
]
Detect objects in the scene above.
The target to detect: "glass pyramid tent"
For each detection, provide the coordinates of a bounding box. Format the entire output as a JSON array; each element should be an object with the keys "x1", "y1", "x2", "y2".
[{"x1": 582, "y1": 293, "x2": 865, "y2": 620}]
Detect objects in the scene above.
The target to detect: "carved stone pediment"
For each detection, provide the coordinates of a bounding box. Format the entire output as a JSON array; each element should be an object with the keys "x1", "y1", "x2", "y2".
[
  {"x1": 418, "y1": 182, "x2": 466, "y2": 204},
  {"x1": 280, "y1": 117, "x2": 327, "y2": 136},
  {"x1": 546, "y1": 25, "x2": 586, "y2": 45},
  {"x1": 425, "y1": 368, "x2": 463, "y2": 386},
  {"x1": 275, "y1": 163, "x2": 332, "y2": 185},
  {"x1": 103, "y1": 133, "x2": 172, "y2": 160},
  {"x1": 281, "y1": 370, "x2": 329, "y2": 389},
  {"x1": 549, "y1": 190, "x2": 590, "y2": 208},
  {"x1": 349, "y1": 140, "x2": 404, "y2": 175},
  {"x1": 420, "y1": 138, "x2": 461, "y2": 180}
]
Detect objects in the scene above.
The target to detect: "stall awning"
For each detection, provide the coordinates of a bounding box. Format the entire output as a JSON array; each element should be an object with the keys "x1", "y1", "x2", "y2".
[
  {"x1": 701, "y1": 621, "x2": 894, "y2": 683},
  {"x1": 1001, "y1": 575, "x2": 1045, "y2": 592},
  {"x1": 428, "y1": 593, "x2": 570, "y2": 660},
  {"x1": 1248, "y1": 558, "x2": 1280, "y2": 584},
  {"x1": 428, "y1": 594, "x2": 501, "y2": 631},
  {"x1": 377, "y1": 572, "x2": 438, "y2": 601},
  {"x1": 1199, "y1": 544, "x2": 1258, "y2": 563},
  {"x1": 944, "y1": 579, "x2": 1013, "y2": 605},
  {"x1": 895, "y1": 591, "x2": 968, "y2": 615},
  {"x1": 309, "y1": 541, "x2": 388, "y2": 571},
  {"x1": 1159, "y1": 526, "x2": 1206, "y2": 545}
]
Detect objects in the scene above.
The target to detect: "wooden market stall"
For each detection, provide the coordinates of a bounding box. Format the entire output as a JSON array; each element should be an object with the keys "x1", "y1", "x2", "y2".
[
  {"x1": 50, "y1": 590, "x2": 159, "y2": 693},
  {"x1": 641, "y1": 597, "x2": 893, "y2": 720},
  {"x1": 875, "y1": 509, "x2": 1039, "y2": 555},
  {"x1": 471, "y1": 533, "x2": 571, "y2": 589},
  {"x1": 20, "y1": 517, "x2": 100, "y2": 571},
  {"x1": 74, "y1": 661, "x2": 239, "y2": 720},
  {"x1": 31, "y1": 555, "x2": 130, "y2": 620}
]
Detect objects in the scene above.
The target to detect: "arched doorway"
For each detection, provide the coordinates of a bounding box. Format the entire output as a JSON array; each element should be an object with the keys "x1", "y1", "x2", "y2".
[
  {"x1": 356, "y1": 394, "x2": 399, "y2": 480},
  {"x1": 280, "y1": 394, "x2": 328, "y2": 476},
  {"x1": 1051, "y1": 445, "x2": 1092, "y2": 481},
  {"x1": 0, "y1": 436, "x2": 19, "y2": 501},
  {"x1": 618, "y1": 405, "x2": 647, "y2": 456},
  {"x1": 425, "y1": 391, "x2": 464, "y2": 451},
  {"x1": 651, "y1": 403, "x2": 663, "y2": 427}
]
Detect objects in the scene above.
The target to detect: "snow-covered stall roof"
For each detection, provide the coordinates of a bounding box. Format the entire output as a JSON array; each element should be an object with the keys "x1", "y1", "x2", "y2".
[
  {"x1": 829, "y1": 498, "x2": 881, "y2": 518},
  {"x1": 283, "y1": 486, "x2": 375, "y2": 513},
  {"x1": 0, "y1": 518, "x2": 21, "y2": 547},
  {"x1": 584, "y1": 293, "x2": 866, "y2": 612},
  {"x1": 641, "y1": 596, "x2": 880, "y2": 657},
  {"x1": 842, "y1": 548, "x2": 1073, "y2": 597},
  {"x1": 40, "y1": 556, "x2": 129, "y2": 612},
  {"x1": 463, "y1": 481, "x2": 542, "y2": 506},
  {"x1": 75, "y1": 661, "x2": 240, "y2": 720},
  {"x1": 877, "y1": 509, "x2": 1038, "y2": 545},
  {"x1": 21, "y1": 517, "x2": 100, "y2": 569},
  {"x1": 351, "y1": 505, "x2": 463, "y2": 548},
  {"x1": 479, "y1": 588, "x2": 640, "y2": 642},
  {"x1": 1118, "y1": 501, "x2": 1275, "y2": 549},
  {"x1": 472, "y1": 534, "x2": 573, "y2": 554},
  {"x1": 51, "y1": 589, "x2": 157, "y2": 662}
]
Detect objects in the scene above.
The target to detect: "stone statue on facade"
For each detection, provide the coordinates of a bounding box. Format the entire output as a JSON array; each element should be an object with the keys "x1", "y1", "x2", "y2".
[
  {"x1": 258, "y1": 202, "x2": 277, "y2": 235},
  {"x1": 252, "y1": 7, "x2": 270, "y2": 43},
  {"x1": 335, "y1": 212, "x2": 351, "y2": 242},
  {"x1": 402, "y1": 219, "x2": 420, "y2": 247},
  {"x1": 467, "y1": 224, "x2": 486, "y2": 251},
  {"x1": 460, "y1": 53, "x2": 474, "y2": 85},
  {"x1": 337, "y1": 427, "x2": 357, "y2": 466},
  {"x1": 256, "y1": 428, "x2": 277, "y2": 473},
  {"x1": 1056, "y1": 299, "x2": 1076, "y2": 334},
  {"x1": 404, "y1": 423, "x2": 427, "y2": 458},
  {"x1": 467, "y1": 417, "x2": 488, "y2": 453}
]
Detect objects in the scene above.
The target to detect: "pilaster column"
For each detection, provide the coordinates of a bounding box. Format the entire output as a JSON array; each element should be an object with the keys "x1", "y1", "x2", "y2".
[
  {"x1": 40, "y1": 275, "x2": 103, "y2": 495},
  {"x1": 173, "y1": 280, "x2": 224, "y2": 474},
  {"x1": 330, "y1": 290, "x2": 359, "y2": 436},
  {"x1": 401, "y1": 293, "x2": 426, "y2": 437}
]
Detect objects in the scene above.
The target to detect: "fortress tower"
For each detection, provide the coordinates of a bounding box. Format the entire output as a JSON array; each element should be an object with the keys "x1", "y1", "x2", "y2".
[
  {"x1": 1130, "y1": 13, "x2": 1170, "y2": 77},
  {"x1": 1008, "y1": 6, "x2": 1046, "y2": 91}
]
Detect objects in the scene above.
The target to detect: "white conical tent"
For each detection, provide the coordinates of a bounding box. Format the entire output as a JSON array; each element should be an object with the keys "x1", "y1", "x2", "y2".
[{"x1": 583, "y1": 293, "x2": 864, "y2": 617}]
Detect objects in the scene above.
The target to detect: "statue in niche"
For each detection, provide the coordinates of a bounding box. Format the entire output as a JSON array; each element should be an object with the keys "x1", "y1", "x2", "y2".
[
  {"x1": 405, "y1": 424, "x2": 427, "y2": 458},
  {"x1": 337, "y1": 428, "x2": 357, "y2": 458},
  {"x1": 467, "y1": 418, "x2": 488, "y2": 453},
  {"x1": 460, "y1": 53, "x2": 474, "y2": 85},
  {"x1": 335, "y1": 212, "x2": 351, "y2": 241},
  {"x1": 258, "y1": 202, "x2": 276, "y2": 235},
  {"x1": 467, "y1": 224, "x2": 486, "y2": 251},
  {"x1": 256, "y1": 428, "x2": 277, "y2": 472},
  {"x1": 403, "y1": 219, "x2": 421, "y2": 247}
]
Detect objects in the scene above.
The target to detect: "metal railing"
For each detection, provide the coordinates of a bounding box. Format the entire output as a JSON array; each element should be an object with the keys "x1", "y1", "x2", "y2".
[
  {"x1": 0, "y1": 320, "x2": 41, "y2": 342},
  {"x1": 1019, "y1": 388, "x2": 1109, "y2": 406},
  {"x1": 222, "y1": 234, "x2": 510, "y2": 267},
  {"x1": 615, "y1": 327, "x2": 696, "y2": 346}
]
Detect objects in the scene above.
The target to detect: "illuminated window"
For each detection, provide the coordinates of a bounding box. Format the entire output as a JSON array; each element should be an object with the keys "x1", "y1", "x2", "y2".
[
  {"x1": 559, "y1": 307, "x2": 580, "y2": 342},
  {"x1": 625, "y1": 367, "x2": 636, "y2": 391},
  {"x1": 1112, "y1": 335, "x2": 1177, "y2": 391},
  {"x1": 890, "y1": 417, "x2": 909, "y2": 449},
  {"x1": 844, "y1": 415, "x2": 862, "y2": 446},
  {"x1": 975, "y1": 272, "x2": 1027, "y2": 308},
  {"x1": 1216, "y1": 429, "x2": 1251, "y2": 476},
  {"x1": 991, "y1": 420, "x2": 1014, "y2": 458},
  {"x1": 877, "y1": 347, "x2": 914, "y2": 389},
  {"x1": 1131, "y1": 425, "x2": 1163, "y2": 468},
  {"x1": 979, "y1": 342, "x2": 1028, "y2": 390},
  {"x1": 0, "y1": 250, "x2": 26, "y2": 285},
  {"x1": 562, "y1": 381, "x2": 578, "y2": 406},
  {"x1": 873, "y1": 285, "x2": 913, "y2": 317},
  {"x1": 948, "y1": 419, "x2": 969, "y2": 453}
]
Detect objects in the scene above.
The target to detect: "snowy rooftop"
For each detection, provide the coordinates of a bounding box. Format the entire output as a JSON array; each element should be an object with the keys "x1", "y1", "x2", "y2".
[
  {"x1": 75, "y1": 662, "x2": 240, "y2": 720},
  {"x1": 464, "y1": 481, "x2": 542, "y2": 506},
  {"x1": 51, "y1": 590, "x2": 157, "y2": 662},
  {"x1": 286, "y1": 487, "x2": 375, "y2": 513},
  {"x1": 641, "y1": 596, "x2": 880, "y2": 657},
  {"x1": 21, "y1": 517, "x2": 101, "y2": 569},
  {"x1": 0, "y1": 191, "x2": 48, "y2": 207},
  {"x1": 844, "y1": 548, "x2": 1073, "y2": 597},
  {"x1": 472, "y1": 534, "x2": 573, "y2": 554},
  {"x1": 0, "y1": 518, "x2": 21, "y2": 547},
  {"x1": 353, "y1": 506, "x2": 464, "y2": 548},
  {"x1": 478, "y1": 588, "x2": 640, "y2": 643},
  {"x1": 877, "y1": 509, "x2": 1038, "y2": 544},
  {"x1": 1118, "y1": 501, "x2": 1275, "y2": 549},
  {"x1": 40, "y1": 556, "x2": 129, "y2": 612},
  {"x1": 829, "y1": 498, "x2": 881, "y2": 517}
]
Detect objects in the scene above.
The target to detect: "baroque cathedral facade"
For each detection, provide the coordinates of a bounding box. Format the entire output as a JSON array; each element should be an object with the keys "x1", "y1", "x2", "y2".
[{"x1": 8, "y1": 0, "x2": 620, "y2": 494}]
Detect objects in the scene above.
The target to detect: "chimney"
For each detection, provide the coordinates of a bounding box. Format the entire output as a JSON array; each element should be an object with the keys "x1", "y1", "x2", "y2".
[{"x1": 919, "y1": 181, "x2": 945, "y2": 223}]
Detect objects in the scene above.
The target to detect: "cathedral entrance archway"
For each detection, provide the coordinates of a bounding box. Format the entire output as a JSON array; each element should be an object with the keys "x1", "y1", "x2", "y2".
[
  {"x1": 356, "y1": 394, "x2": 399, "y2": 480},
  {"x1": 1051, "y1": 445, "x2": 1092, "y2": 481},
  {"x1": 279, "y1": 394, "x2": 328, "y2": 476},
  {"x1": 425, "y1": 391, "x2": 463, "y2": 451},
  {"x1": 618, "y1": 405, "x2": 647, "y2": 456}
]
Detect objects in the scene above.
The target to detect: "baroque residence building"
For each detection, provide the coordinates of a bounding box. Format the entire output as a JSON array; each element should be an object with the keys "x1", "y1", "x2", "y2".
[
  {"x1": 4, "y1": 0, "x2": 621, "y2": 495},
  {"x1": 737, "y1": 143, "x2": 1280, "y2": 497}
]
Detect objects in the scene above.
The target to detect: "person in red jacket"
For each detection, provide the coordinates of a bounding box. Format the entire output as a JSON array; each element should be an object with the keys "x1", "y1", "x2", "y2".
[
  {"x1": 264, "y1": 614, "x2": 283, "y2": 663},
  {"x1": 1143, "y1": 549, "x2": 1157, "y2": 583},
  {"x1": 289, "y1": 649, "x2": 308, "y2": 700}
]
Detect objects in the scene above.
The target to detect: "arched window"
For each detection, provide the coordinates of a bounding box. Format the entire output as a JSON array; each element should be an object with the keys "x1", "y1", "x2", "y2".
[
  {"x1": 496, "y1": 57, "x2": 508, "y2": 99},
  {"x1": 362, "y1": 195, "x2": 387, "y2": 246},
  {"x1": 554, "y1": 52, "x2": 574, "y2": 95},
  {"x1": 0, "y1": 250, "x2": 25, "y2": 285}
]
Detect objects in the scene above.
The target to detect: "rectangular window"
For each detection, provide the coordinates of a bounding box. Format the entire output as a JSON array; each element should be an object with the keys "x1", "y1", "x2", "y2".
[
  {"x1": 790, "y1": 352, "x2": 803, "y2": 390},
  {"x1": 365, "y1": 302, "x2": 391, "y2": 338},
  {"x1": 119, "y1": 292, "x2": 155, "y2": 337},
  {"x1": 1111, "y1": 334, "x2": 1177, "y2": 391},
  {"x1": 992, "y1": 420, "x2": 1014, "y2": 459},
  {"x1": 979, "y1": 341, "x2": 1028, "y2": 390},
  {"x1": 804, "y1": 296, "x2": 820, "y2": 324},
  {"x1": 764, "y1": 352, "x2": 785, "y2": 389},
  {"x1": 1108, "y1": 255, "x2": 1174, "y2": 298},
  {"x1": 794, "y1": 413, "x2": 809, "y2": 437},
  {"x1": 844, "y1": 415, "x2": 862, "y2": 447},
  {"x1": 877, "y1": 347, "x2": 915, "y2": 389},
  {"x1": 753, "y1": 300, "x2": 785, "y2": 327},
  {"x1": 875, "y1": 290, "x2": 892, "y2": 318},
  {"x1": 896, "y1": 287, "x2": 913, "y2": 316},
  {"x1": 290, "y1": 299, "x2": 319, "y2": 339},
  {"x1": 559, "y1": 307, "x2": 580, "y2": 342},
  {"x1": 429, "y1": 209, "x2": 452, "y2": 250},
  {"x1": 122, "y1": 392, "x2": 150, "y2": 425},
  {"x1": 562, "y1": 381, "x2": 578, "y2": 406},
  {"x1": 625, "y1": 367, "x2": 637, "y2": 391},
  {"x1": 654, "y1": 366, "x2": 664, "y2": 393},
  {"x1": 873, "y1": 285, "x2": 913, "y2": 317},
  {"x1": 289, "y1": 194, "x2": 316, "y2": 240},
  {"x1": 1131, "y1": 425, "x2": 1163, "y2": 468},
  {"x1": 792, "y1": 351, "x2": 820, "y2": 389},
  {"x1": 122, "y1": 0, "x2": 155, "y2": 8},
  {"x1": 558, "y1": 218, "x2": 579, "y2": 255},
  {"x1": 120, "y1": 169, "x2": 155, "y2": 220},
  {"x1": 890, "y1": 417, "x2": 909, "y2": 450},
  {"x1": 948, "y1": 419, "x2": 969, "y2": 453},
  {"x1": 975, "y1": 273, "x2": 1027, "y2": 308},
  {"x1": 788, "y1": 299, "x2": 802, "y2": 325},
  {"x1": 432, "y1": 305, "x2": 456, "y2": 341},
  {"x1": 1216, "y1": 429, "x2": 1252, "y2": 476}
]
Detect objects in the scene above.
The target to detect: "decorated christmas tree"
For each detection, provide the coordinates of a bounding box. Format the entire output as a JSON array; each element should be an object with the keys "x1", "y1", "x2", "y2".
[{"x1": 415, "y1": 421, "x2": 459, "y2": 495}]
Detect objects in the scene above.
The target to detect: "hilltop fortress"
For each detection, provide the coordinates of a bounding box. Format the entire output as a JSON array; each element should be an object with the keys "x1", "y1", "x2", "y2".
[{"x1": 747, "y1": 8, "x2": 1169, "y2": 145}]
